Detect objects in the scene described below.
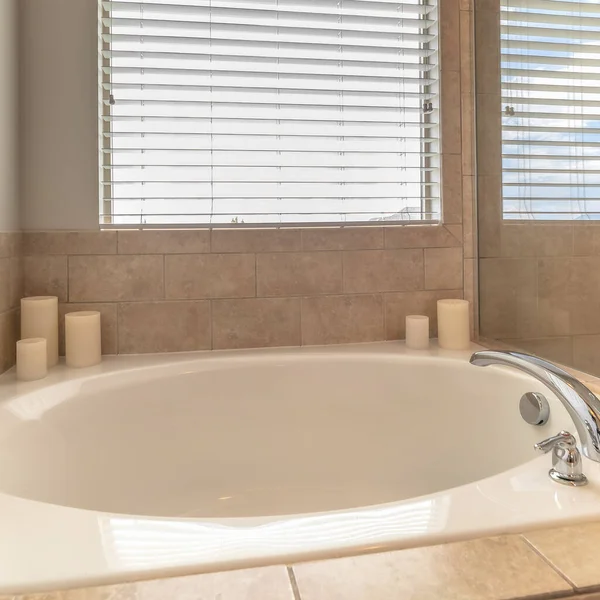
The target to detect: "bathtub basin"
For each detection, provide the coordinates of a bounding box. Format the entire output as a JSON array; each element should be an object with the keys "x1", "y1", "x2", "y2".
[{"x1": 1, "y1": 342, "x2": 600, "y2": 593}]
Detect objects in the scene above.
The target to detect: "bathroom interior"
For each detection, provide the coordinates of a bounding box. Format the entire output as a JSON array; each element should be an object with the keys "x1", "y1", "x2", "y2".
[{"x1": 2, "y1": 0, "x2": 600, "y2": 598}]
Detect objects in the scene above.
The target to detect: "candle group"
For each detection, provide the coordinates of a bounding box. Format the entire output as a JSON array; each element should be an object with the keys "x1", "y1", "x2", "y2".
[{"x1": 16, "y1": 297, "x2": 102, "y2": 381}]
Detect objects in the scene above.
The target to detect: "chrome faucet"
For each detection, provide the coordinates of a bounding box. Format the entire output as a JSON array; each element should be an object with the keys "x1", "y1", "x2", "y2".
[
  {"x1": 534, "y1": 430, "x2": 587, "y2": 486},
  {"x1": 470, "y1": 351, "x2": 600, "y2": 463}
]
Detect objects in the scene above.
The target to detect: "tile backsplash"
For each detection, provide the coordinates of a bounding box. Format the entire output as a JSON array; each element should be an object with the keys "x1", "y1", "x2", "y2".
[
  {"x1": 19, "y1": 228, "x2": 466, "y2": 357},
  {"x1": 0, "y1": 232, "x2": 22, "y2": 373}
]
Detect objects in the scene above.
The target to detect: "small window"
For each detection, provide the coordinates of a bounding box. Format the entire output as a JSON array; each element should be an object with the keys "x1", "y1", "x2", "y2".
[
  {"x1": 502, "y1": 0, "x2": 600, "y2": 221},
  {"x1": 99, "y1": 0, "x2": 439, "y2": 226}
]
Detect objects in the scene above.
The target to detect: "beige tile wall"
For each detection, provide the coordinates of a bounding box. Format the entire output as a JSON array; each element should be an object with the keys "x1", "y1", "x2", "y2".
[
  {"x1": 21, "y1": 228, "x2": 466, "y2": 355},
  {"x1": 475, "y1": 0, "x2": 600, "y2": 376},
  {"x1": 13, "y1": 0, "x2": 476, "y2": 360},
  {"x1": 0, "y1": 232, "x2": 22, "y2": 373}
]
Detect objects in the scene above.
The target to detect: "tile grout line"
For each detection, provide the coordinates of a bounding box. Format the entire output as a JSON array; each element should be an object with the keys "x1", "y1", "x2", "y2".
[
  {"x1": 286, "y1": 566, "x2": 302, "y2": 600},
  {"x1": 519, "y1": 535, "x2": 578, "y2": 593}
]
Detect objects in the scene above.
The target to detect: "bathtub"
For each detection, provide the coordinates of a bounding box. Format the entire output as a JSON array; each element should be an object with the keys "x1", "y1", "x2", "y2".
[{"x1": 1, "y1": 341, "x2": 600, "y2": 593}]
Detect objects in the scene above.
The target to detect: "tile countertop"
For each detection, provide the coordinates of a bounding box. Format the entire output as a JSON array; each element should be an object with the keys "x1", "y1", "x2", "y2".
[{"x1": 9, "y1": 342, "x2": 600, "y2": 600}]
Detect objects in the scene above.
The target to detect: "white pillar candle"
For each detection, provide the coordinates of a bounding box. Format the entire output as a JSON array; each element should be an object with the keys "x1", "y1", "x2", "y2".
[
  {"x1": 437, "y1": 299, "x2": 471, "y2": 350},
  {"x1": 21, "y1": 296, "x2": 59, "y2": 367},
  {"x1": 405, "y1": 315, "x2": 430, "y2": 350},
  {"x1": 65, "y1": 311, "x2": 102, "y2": 368},
  {"x1": 16, "y1": 338, "x2": 48, "y2": 381}
]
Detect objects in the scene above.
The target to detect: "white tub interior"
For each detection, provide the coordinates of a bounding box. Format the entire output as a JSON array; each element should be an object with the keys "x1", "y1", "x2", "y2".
[{"x1": 0, "y1": 351, "x2": 572, "y2": 519}]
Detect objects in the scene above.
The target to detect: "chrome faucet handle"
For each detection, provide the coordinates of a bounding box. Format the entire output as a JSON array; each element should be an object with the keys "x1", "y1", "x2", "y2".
[
  {"x1": 534, "y1": 430, "x2": 588, "y2": 487},
  {"x1": 534, "y1": 430, "x2": 576, "y2": 454}
]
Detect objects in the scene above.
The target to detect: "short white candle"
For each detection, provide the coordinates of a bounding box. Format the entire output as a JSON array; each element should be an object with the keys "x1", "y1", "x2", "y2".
[
  {"x1": 16, "y1": 338, "x2": 48, "y2": 382},
  {"x1": 405, "y1": 315, "x2": 430, "y2": 350},
  {"x1": 437, "y1": 299, "x2": 470, "y2": 350},
  {"x1": 65, "y1": 311, "x2": 102, "y2": 368},
  {"x1": 21, "y1": 296, "x2": 59, "y2": 367}
]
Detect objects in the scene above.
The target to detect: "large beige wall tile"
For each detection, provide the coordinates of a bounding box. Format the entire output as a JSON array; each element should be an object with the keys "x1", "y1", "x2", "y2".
[
  {"x1": 301, "y1": 227, "x2": 383, "y2": 251},
  {"x1": 475, "y1": 0, "x2": 500, "y2": 11},
  {"x1": 537, "y1": 258, "x2": 573, "y2": 337},
  {"x1": 500, "y1": 337, "x2": 573, "y2": 367},
  {"x1": 475, "y1": 10, "x2": 501, "y2": 95},
  {"x1": 524, "y1": 522, "x2": 600, "y2": 592},
  {"x1": 385, "y1": 289, "x2": 463, "y2": 340},
  {"x1": 343, "y1": 249, "x2": 424, "y2": 293},
  {"x1": 118, "y1": 230, "x2": 210, "y2": 254},
  {"x1": 136, "y1": 566, "x2": 294, "y2": 600},
  {"x1": 0, "y1": 259, "x2": 10, "y2": 313},
  {"x1": 441, "y1": 0, "x2": 460, "y2": 73},
  {"x1": 212, "y1": 298, "x2": 300, "y2": 349},
  {"x1": 442, "y1": 154, "x2": 463, "y2": 225},
  {"x1": 441, "y1": 71, "x2": 462, "y2": 156},
  {"x1": 573, "y1": 224, "x2": 600, "y2": 256},
  {"x1": 23, "y1": 231, "x2": 117, "y2": 255},
  {"x1": 464, "y1": 257, "x2": 478, "y2": 337},
  {"x1": 212, "y1": 228, "x2": 301, "y2": 253},
  {"x1": 463, "y1": 176, "x2": 476, "y2": 258},
  {"x1": 479, "y1": 258, "x2": 537, "y2": 339},
  {"x1": 257, "y1": 252, "x2": 342, "y2": 297},
  {"x1": 425, "y1": 247, "x2": 463, "y2": 290},
  {"x1": 538, "y1": 257, "x2": 600, "y2": 337},
  {"x1": 0, "y1": 232, "x2": 15, "y2": 258},
  {"x1": 301, "y1": 295, "x2": 384, "y2": 345},
  {"x1": 23, "y1": 255, "x2": 68, "y2": 302},
  {"x1": 0, "y1": 309, "x2": 18, "y2": 374},
  {"x1": 461, "y1": 93, "x2": 475, "y2": 178},
  {"x1": 384, "y1": 226, "x2": 461, "y2": 249},
  {"x1": 292, "y1": 535, "x2": 571, "y2": 600},
  {"x1": 8, "y1": 256, "x2": 22, "y2": 309},
  {"x1": 573, "y1": 335, "x2": 600, "y2": 377},
  {"x1": 478, "y1": 175, "x2": 502, "y2": 258},
  {"x1": 501, "y1": 224, "x2": 574, "y2": 257},
  {"x1": 460, "y1": 8, "x2": 474, "y2": 112},
  {"x1": 165, "y1": 254, "x2": 255, "y2": 299},
  {"x1": 69, "y1": 255, "x2": 164, "y2": 302},
  {"x1": 59, "y1": 303, "x2": 118, "y2": 356},
  {"x1": 476, "y1": 96, "x2": 502, "y2": 178},
  {"x1": 118, "y1": 301, "x2": 210, "y2": 354}
]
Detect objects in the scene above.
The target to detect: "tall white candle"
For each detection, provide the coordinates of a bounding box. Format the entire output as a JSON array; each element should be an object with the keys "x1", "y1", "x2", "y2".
[
  {"x1": 65, "y1": 311, "x2": 102, "y2": 368},
  {"x1": 437, "y1": 299, "x2": 470, "y2": 350},
  {"x1": 405, "y1": 315, "x2": 430, "y2": 350},
  {"x1": 21, "y1": 296, "x2": 59, "y2": 367},
  {"x1": 16, "y1": 338, "x2": 48, "y2": 381}
]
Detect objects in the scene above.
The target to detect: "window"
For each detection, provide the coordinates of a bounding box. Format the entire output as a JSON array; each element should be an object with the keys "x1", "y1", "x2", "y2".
[
  {"x1": 502, "y1": 0, "x2": 600, "y2": 220},
  {"x1": 99, "y1": 0, "x2": 439, "y2": 226}
]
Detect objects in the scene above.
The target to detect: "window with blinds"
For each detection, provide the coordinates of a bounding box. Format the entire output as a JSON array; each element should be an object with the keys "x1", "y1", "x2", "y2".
[
  {"x1": 502, "y1": 0, "x2": 600, "y2": 220},
  {"x1": 99, "y1": 0, "x2": 439, "y2": 226}
]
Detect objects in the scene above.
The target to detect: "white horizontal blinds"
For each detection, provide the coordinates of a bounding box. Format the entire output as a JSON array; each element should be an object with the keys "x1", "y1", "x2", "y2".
[
  {"x1": 501, "y1": 0, "x2": 600, "y2": 220},
  {"x1": 100, "y1": 0, "x2": 439, "y2": 225}
]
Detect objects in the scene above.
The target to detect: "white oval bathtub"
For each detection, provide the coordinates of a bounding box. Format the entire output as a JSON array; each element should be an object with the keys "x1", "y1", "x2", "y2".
[{"x1": 1, "y1": 342, "x2": 600, "y2": 593}]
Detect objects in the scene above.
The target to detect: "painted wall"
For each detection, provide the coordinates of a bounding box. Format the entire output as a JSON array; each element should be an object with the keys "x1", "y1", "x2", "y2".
[
  {"x1": 0, "y1": 0, "x2": 21, "y2": 374},
  {"x1": 0, "y1": 0, "x2": 19, "y2": 231},
  {"x1": 19, "y1": 0, "x2": 99, "y2": 230}
]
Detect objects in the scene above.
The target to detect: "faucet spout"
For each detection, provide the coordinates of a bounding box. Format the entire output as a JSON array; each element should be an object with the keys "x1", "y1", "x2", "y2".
[{"x1": 470, "y1": 350, "x2": 600, "y2": 462}]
